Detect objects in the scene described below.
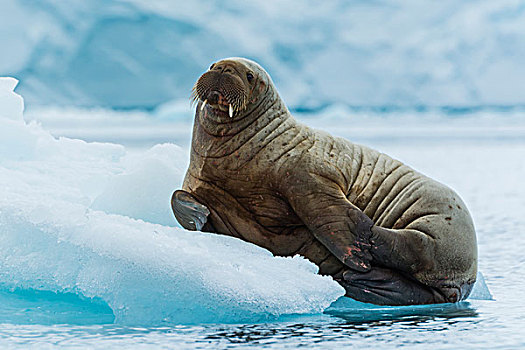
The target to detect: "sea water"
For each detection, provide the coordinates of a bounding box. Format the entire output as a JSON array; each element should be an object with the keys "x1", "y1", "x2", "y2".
[{"x1": 1, "y1": 79, "x2": 524, "y2": 348}]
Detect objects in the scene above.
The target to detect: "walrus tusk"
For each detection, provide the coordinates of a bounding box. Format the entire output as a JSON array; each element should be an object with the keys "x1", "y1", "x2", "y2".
[
  {"x1": 201, "y1": 100, "x2": 207, "y2": 111},
  {"x1": 229, "y1": 104, "x2": 234, "y2": 118}
]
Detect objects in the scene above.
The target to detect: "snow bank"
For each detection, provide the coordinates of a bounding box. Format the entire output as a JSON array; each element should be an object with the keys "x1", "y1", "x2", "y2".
[
  {"x1": 2, "y1": 0, "x2": 525, "y2": 109},
  {"x1": 0, "y1": 78, "x2": 344, "y2": 324}
]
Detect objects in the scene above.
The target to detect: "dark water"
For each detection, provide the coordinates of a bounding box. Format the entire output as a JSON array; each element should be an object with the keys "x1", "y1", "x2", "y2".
[{"x1": 0, "y1": 299, "x2": 515, "y2": 349}]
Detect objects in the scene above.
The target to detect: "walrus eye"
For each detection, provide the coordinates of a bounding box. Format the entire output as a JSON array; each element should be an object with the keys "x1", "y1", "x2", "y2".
[
  {"x1": 209, "y1": 64, "x2": 215, "y2": 70},
  {"x1": 246, "y1": 72, "x2": 254, "y2": 83}
]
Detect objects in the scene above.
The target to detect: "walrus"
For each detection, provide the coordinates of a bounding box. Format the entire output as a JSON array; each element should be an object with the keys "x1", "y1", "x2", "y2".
[{"x1": 171, "y1": 58, "x2": 477, "y2": 305}]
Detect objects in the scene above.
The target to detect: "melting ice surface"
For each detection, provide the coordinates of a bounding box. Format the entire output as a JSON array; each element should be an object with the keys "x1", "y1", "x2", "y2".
[
  {"x1": 0, "y1": 78, "x2": 493, "y2": 328},
  {"x1": 0, "y1": 78, "x2": 345, "y2": 325}
]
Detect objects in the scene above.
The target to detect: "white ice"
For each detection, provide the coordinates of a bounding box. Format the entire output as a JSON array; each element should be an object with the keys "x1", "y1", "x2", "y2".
[{"x1": 0, "y1": 78, "x2": 345, "y2": 325}]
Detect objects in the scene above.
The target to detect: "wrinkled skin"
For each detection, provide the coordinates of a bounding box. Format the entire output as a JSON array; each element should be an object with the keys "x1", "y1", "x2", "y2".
[{"x1": 172, "y1": 58, "x2": 478, "y2": 305}]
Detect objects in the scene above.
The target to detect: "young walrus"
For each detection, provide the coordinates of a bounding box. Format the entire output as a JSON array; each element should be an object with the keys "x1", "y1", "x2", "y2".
[{"x1": 172, "y1": 57, "x2": 477, "y2": 305}]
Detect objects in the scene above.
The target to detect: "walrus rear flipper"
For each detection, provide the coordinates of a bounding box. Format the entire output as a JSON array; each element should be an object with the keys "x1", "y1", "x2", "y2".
[{"x1": 339, "y1": 267, "x2": 449, "y2": 306}]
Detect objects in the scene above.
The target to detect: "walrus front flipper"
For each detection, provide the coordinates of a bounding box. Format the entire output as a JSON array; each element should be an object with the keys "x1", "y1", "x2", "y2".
[
  {"x1": 340, "y1": 267, "x2": 447, "y2": 306},
  {"x1": 171, "y1": 190, "x2": 210, "y2": 231},
  {"x1": 283, "y1": 177, "x2": 373, "y2": 272}
]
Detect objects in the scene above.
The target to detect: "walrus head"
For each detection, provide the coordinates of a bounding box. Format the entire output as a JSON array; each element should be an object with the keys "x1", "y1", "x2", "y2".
[{"x1": 192, "y1": 58, "x2": 275, "y2": 120}]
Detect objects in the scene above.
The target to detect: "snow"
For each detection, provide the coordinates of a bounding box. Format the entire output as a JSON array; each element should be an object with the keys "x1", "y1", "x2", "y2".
[
  {"x1": 1, "y1": 0, "x2": 525, "y2": 109},
  {"x1": 91, "y1": 144, "x2": 187, "y2": 227},
  {"x1": 0, "y1": 78, "x2": 345, "y2": 325}
]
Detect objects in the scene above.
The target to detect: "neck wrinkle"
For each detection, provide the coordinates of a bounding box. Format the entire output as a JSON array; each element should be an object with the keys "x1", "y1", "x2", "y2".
[{"x1": 191, "y1": 94, "x2": 291, "y2": 160}]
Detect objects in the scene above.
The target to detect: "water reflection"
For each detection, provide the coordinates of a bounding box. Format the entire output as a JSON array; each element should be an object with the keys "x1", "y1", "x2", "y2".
[
  {"x1": 202, "y1": 302, "x2": 478, "y2": 346},
  {"x1": 0, "y1": 301, "x2": 489, "y2": 349},
  {"x1": 325, "y1": 300, "x2": 478, "y2": 324}
]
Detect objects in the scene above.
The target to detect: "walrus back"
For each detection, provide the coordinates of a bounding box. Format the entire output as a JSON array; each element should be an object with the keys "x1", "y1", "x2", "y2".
[
  {"x1": 299, "y1": 125, "x2": 477, "y2": 282},
  {"x1": 338, "y1": 140, "x2": 477, "y2": 283}
]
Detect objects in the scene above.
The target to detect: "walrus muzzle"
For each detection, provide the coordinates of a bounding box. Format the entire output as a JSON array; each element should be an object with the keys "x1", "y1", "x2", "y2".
[{"x1": 192, "y1": 70, "x2": 248, "y2": 118}]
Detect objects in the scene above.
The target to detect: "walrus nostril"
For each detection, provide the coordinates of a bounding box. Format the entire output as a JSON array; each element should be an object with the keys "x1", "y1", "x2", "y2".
[{"x1": 208, "y1": 91, "x2": 220, "y2": 104}]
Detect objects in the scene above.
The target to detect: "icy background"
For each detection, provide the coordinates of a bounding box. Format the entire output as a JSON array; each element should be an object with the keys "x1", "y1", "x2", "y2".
[{"x1": 1, "y1": 0, "x2": 525, "y2": 110}]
